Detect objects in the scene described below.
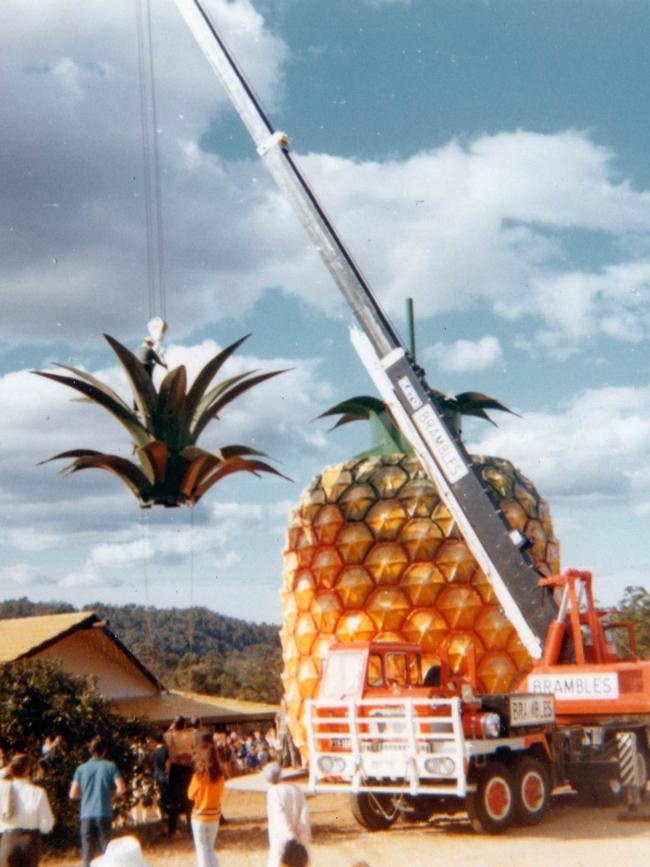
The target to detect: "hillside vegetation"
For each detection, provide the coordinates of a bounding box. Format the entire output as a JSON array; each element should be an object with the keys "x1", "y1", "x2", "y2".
[
  {"x1": 3, "y1": 585, "x2": 649, "y2": 707},
  {"x1": 0, "y1": 598, "x2": 282, "y2": 704}
]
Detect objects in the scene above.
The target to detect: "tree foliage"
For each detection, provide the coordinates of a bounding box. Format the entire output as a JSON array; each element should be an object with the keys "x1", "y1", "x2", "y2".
[
  {"x1": 164, "y1": 644, "x2": 283, "y2": 703},
  {"x1": 616, "y1": 585, "x2": 650, "y2": 658}
]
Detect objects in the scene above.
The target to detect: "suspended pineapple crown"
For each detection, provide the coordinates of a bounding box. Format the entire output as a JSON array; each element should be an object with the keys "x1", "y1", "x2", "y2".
[{"x1": 32, "y1": 333, "x2": 289, "y2": 507}]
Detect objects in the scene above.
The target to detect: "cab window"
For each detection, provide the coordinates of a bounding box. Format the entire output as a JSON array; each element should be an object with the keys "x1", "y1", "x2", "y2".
[
  {"x1": 384, "y1": 652, "x2": 408, "y2": 686},
  {"x1": 367, "y1": 653, "x2": 383, "y2": 687},
  {"x1": 408, "y1": 652, "x2": 421, "y2": 686},
  {"x1": 321, "y1": 651, "x2": 366, "y2": 698}
]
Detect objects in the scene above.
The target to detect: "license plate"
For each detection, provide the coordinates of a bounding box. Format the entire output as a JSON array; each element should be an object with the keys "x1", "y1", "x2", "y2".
[{"x1": 509, "y1": 695, "x2": 555, "y2": 726}]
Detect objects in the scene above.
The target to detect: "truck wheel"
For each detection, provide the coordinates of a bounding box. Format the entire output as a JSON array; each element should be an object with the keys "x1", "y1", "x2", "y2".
[
  {"x1": 636, "y1": 744, "x2": 648, "y2": 796},
  {"x1": 466, "y1": 762, "x2": 515, "y2": 834},
  {"x1": 512, "y1": 756, "x2": 550, "y2": 825},
  {"x1": 350, "y1": 792, "x2": 398, "y2": 831}
]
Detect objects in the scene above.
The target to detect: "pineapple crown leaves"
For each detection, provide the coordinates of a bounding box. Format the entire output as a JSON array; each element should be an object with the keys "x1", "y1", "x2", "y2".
[
  {"x1": 317, "y1": 396, "x2": 412, "y2": 456},
  {"x1": 428, "y1": 389, "x2": 521, "y2": 429},
  {"x1": 38, "y1": 450, "x2": 155, "y2": 502},
  {"x1": 31, "y1": 363, "x2": 151, "y2": 448},
  {"x1": 32, "y1": 333, "x2": 290, "y2": 507},
  {"x1": 318, "y1": 390, "x2": 520, "y2": 457}
]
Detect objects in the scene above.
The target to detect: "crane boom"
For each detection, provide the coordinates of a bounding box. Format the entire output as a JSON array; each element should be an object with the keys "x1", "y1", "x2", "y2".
[{"x1": 172, "y1": 0, "x2": 557, "y2": 658}]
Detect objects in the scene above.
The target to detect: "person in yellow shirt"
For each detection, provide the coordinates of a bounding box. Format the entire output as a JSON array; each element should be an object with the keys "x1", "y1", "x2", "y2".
[{"x1": 188, "y1": 734, "x2": 225, "y2": 867}]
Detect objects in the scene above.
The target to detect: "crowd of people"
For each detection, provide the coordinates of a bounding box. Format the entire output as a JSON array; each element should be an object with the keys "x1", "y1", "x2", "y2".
[{"x1": 0, "y1": 715, "x2": 307, "y2": 867}]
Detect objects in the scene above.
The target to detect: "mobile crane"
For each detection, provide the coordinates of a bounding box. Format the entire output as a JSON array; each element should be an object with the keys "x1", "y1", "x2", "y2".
[
  {"x1": 172, "y1": 0, "x2": 650, "y2": 833},
  {"x1": 306, "y1": 570, "x2": 650, "y2": 833}
]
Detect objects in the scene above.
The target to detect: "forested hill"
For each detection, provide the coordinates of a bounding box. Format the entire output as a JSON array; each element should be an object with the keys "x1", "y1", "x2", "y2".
[{"x1": 0, "y1": 598, "x2": 283, "y2": 704}]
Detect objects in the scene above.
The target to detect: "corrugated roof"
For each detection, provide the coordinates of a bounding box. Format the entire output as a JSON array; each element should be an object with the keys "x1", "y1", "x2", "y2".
[
  {"x1": 113, "y1": 690, "x2": 278, "y2": 725},
  {"x1": 173, "y1": 690, "x2": 279, "y2": 716},
  {"x1": 0, "y1": 611, "x2": 98, "y2": 661}
]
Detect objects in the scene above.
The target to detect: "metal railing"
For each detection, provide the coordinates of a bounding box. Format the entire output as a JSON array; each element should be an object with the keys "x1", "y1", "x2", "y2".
[{"x1": 306, "y1": 696, "x2": 468, "y2": 796}]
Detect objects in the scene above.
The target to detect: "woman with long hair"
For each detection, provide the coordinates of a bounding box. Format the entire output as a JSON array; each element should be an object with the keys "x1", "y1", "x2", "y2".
[{"x1": 188, "y1": 733, "x2": 225, "y2": 867}]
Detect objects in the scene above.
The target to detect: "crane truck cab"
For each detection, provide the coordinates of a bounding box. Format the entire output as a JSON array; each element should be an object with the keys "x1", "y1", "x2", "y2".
[
  {"x1": 319, "y1": 641, "x2": 440, "y2": 700},
  {"x1": 307, "y1": 640, "x2": 556, "y2": 834}
]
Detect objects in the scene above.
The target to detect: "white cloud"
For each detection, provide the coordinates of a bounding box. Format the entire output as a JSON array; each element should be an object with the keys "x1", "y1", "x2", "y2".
[
  {"x1": 424, "y1": 336, "x2": 502, "y2": 372},
  {"x1": 58, "y1": 568, "x2": 117, "y2": 589},
  {"x1": 2, "y1": 1, "x2": 650, "y2": 359},
  {"x1": 86, "y1": 500, "x2": 292, "y2": 569},
  {"x1": 4, "y1": 529, "x2": 66, "y2": 553},
  {"x1": 292, "y1": 132, "x2": 650, "y2": 355},
  {"x1": 90, "y1": 538, "x2": 153, "y2": 568},
  {"x1": 86, "y1": 520, "x2": 238, "y2": 569},
  {"x1": 469, "y1": 385, "x2": 650, "y2": 505},
  {"x1": 50, "y1": 57, "x2": 85, "y2": 100},
  {"x1": 0, "y1": 563, "x2": 54, "y2": 587},
  {"x1": 0, "y1": 0, "x2": 289, "y2": 346}
]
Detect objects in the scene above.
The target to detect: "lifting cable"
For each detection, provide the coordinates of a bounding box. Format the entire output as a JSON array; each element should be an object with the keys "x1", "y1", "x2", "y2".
[
  {"x1": 188, "y1": 506, "x2": 196, "y2": 659},
  {"x1": 135, "y1": 0, "x2": 166, "y2": 321},
  {"x1": 139, "y1": 508, "x2": 155, "y2": 660}
]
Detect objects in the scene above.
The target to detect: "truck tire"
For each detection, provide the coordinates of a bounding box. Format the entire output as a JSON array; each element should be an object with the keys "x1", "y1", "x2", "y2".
[
  {"x1": 350, "y1": 792, "x2": 398, "y2": 831},
  {"x1": 635, "y1": 742, "x2": 648, "y2": 797},
  {"x1": 466, "y1": 762, "x2": 515, "y2": 834},
  {"x1": 512, "y1": 756, "x2": 550, "y2": 825}
]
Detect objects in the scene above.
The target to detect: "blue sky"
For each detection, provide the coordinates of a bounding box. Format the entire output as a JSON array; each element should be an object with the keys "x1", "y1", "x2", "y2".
[{"x1": 1, "y1": 0, "x2": 650, "y2": 627}]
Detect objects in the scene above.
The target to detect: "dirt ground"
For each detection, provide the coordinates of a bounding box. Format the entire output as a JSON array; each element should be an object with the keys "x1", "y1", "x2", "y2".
[{"x1": 44, "y1": 785, "x2": 650, "y2": 867}]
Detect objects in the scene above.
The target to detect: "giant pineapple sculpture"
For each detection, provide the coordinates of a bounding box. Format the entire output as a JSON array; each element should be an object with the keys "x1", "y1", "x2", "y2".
[{"x1": 281, "y1": 394, "x2": 560, "y2": 755}]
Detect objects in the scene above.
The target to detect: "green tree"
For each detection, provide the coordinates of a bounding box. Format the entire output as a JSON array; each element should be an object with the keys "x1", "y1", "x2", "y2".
[
  {"x1": 617, "y1": 586, "x2": 650, "y2": 658},
  {"x1": 223, "y1": 644, "x2": 283, "y2": 703},
  {"x1": 0, "y1": 659, "x2": 152, "y2": 850}
]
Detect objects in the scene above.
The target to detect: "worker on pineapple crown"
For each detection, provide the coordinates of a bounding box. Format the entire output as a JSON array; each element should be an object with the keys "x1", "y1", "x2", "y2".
[{"x1": 137, "y1": 336, "x2": 167, "y2": 379}]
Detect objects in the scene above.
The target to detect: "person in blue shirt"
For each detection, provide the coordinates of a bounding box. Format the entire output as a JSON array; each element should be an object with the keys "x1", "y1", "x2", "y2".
[{"x1": 69, "y1": 735, "x2": 127, "y2": 867}]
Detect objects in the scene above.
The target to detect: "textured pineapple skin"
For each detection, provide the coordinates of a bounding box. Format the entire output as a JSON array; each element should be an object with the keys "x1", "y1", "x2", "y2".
[{"x1": 281, "y1": 453, "x2": 560, "y2": 755}]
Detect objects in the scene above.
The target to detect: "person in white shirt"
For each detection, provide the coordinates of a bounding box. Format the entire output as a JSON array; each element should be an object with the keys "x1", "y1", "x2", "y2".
[
  {"x1": 264, "y1": 763, "x2": 310, "y2": 867},
  {"x1": 0, "y1": 753, "x2": 54, "y2": 867}
]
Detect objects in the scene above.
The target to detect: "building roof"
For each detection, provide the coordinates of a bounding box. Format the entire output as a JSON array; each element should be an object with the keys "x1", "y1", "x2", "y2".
[
  {"x1": 0, "y1": 611, "x2": 162, "y2": 691},
  {"x1": 0, "y1": 611, "x2": 99, "y2": 661},
  {"x1": 113, "y1": 690, "x2": 279, "y2": 726}
]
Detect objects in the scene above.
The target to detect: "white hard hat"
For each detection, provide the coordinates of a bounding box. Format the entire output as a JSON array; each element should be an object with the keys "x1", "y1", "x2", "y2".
[{"x1": 90, "y1": 836, "x2": 150, "y2": 867}]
